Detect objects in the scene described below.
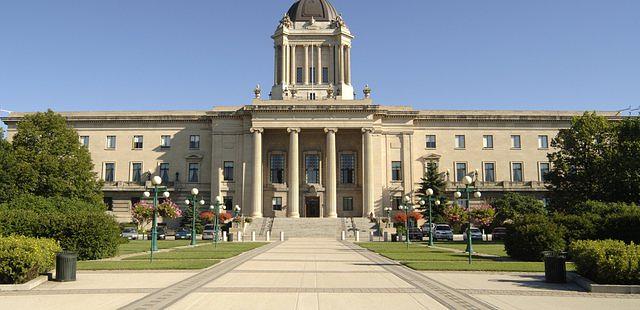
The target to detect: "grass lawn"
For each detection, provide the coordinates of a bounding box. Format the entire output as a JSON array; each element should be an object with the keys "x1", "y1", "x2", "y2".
[
  {"x1": 357, "y1": 242, "x2": 575, "y2": 272},
  {"x1": 435, "y1": 241, "x2": 508, "y2": 257},
  {"x1": 117, "y1": 240, "x2": 191, "y2": 255},
  {"x1": 79, "y1": 242, "x2": 267, "y2": 270}
]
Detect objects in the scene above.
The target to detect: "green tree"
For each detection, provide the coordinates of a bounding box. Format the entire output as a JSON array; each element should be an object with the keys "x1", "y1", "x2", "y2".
[
  {"x1": 609, "y1": 117, "x2": 640, "y2": 204},
  {"x1": 493, "y1": 193, "x2": 547, "y2": 225},
  {"x1": 0, "y1": 128, "x2": 26, "y2": 202},
  {"x1": 2, "y1": 110, "x2": 103, "y2": 204},
  {"x1": 180, "y1": 204, "x2": 204, "y2": 234},
  {"x1": 416, "y1": 162, "x2": 447, "y2": 221}
]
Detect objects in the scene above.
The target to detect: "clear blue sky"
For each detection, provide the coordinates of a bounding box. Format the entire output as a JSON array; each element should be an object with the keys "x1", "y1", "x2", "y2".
[{"x1": 1, "y1": 0, "x2": 639, "y2": 117}]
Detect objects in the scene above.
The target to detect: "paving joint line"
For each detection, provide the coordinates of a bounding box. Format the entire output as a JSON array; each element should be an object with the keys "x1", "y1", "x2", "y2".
[{"x1": 118, "y1": 241, "x2": 281, "y2": 310}]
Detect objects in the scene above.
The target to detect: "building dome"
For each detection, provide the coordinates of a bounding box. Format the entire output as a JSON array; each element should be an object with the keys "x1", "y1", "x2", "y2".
[{"x1": 286, "y1": 0, "x2": 340, "y2": 22}]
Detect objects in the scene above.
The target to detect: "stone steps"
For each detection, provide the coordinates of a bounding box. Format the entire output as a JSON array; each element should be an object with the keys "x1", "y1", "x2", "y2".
[{"x1": 243, "y1": 217, "x2": 378, "y2": 239}]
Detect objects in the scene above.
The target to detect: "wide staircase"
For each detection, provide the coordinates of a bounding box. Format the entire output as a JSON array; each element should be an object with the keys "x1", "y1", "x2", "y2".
[{"x1": 245, "y1": 217, "x2": 378, "y2": 239}]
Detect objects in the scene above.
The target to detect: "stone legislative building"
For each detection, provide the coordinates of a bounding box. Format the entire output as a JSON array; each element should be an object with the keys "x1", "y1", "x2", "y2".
[{"x1": 2, "y1": 0, "x2": 616, "y2": 223}]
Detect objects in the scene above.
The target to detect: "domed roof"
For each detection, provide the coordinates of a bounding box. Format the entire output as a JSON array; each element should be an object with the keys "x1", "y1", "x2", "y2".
[{"x1": 286, "y1": 0, "x2": 340, "y2": 22}]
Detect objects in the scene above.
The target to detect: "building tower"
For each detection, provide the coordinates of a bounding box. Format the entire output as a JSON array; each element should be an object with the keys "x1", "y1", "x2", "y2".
[{"x1": 271, "y1": 0, "x2": 354, "y2": 101}]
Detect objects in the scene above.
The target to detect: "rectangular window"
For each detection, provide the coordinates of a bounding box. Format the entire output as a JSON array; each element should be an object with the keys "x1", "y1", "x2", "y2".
[
  {"x1": 343, "y1": 197, "x2": 354, "y2": 212},
  {"x1": 456, "y1": 162, "x2": 467, "y2": 182},
  {"x1": 223, "y1": 196, "x2": 233, "y2": 211},
  {"x1": 484, "y1": 162, "x2": 495, "y2": 182},
  {"x1": 296, "y1": 67, "x2": 303, "y2": 84},
  {"x1": 309, "y1": 67, "x2": 316, "y2": 84},
  {"x1": 133, "y1": 135, "x2": 143, "y2": 149},
  {"x1": 270, "y1": 154, "x2": 285, "y2": 184},
  {"x1": 391, "y1": 161, "x2": 403, "y2": 181},
  {"x1": 455, "y1": 135, "x2": 466, "y2": 149},
  {"x1": 160, "y1": 163, "x2": 170, "y2": 184},
  {"x1": 103, "y1": 197, "x2": 114, "y2": 212},
  {"x1": 79, "y1": 136, "x2": 89, "y2": 148},
  {"x1": 539, "y1": 162, "x2": 550, "y2": 182},
  {"x1": 392, "y1": 196, "x2": 402, "y2": 210},
  {"x1": 322, "y1": 67, "x2": 329, "y2": 83},
  {"x1": 223, "y1": 161, "x2": 234, "y2": 181},
  {"x1": 104, "y1": 163, "x2": 115, "y2": 182},
  {"x1": 106, "y1": 136, "x2": 116, "y2": 149},
  {"x1": 512, "y1": 163, "x2": 523, "y2": 182},
  {"x1": 305, "y1": 154, "x2": 320, "y2": 184},
  {"x1": 538, "y1": 135, "x2": 549, "y2": 149},
  {"x1": 188, "y1": 163, "x2": 200, "y2": 183},
  {"x1": 340, "y1": 153, "x2": 356, "y2": 184},
  {"x1": 483, "y1": 135, "x2": 494, "y2": 149},
  {"x1": 189, "y1": 135, "x2": 200, "y2": 149},
  {"x1": 511, "y1": 135, "x2": 521, "y2": 149},
  {"x1": 425, "y1": 135, "x2": 437, "y2": 149},
  {"x1": 272, "y1": 197, "x2": 283, "y2": 211},
  {"x1": 131, "y1": 162, "x2": 142, "y2": 183},
  {"x1": 161, "y1": 135, "x2": 171, "y2": 148}
]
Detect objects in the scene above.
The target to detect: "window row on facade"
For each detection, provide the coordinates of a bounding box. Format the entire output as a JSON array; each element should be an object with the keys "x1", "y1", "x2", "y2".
[
  {"x1": 102, "y1": 161, "x2": 235, "y2": 184},
  {"x1": 425, "y1": 134, "x2": 549, "y2": 150},
  {"x1": 268, "y1": 152, "x2": 356, "y2": 185},
  {"x1": 80, "y1": 134, "x2": 202, "y2": 150}
]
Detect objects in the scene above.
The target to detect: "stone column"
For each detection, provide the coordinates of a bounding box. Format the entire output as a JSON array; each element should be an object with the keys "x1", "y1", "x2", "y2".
[
  {"x1": 280, "y1": 45, "x2": 286, "y2": 86},
  {"x1": 291, "y1": 45, "x2": 297, "y2": 85},
  {"x1": 346, "y1": 45, "x2": 352, "y2": 85},
  {"x1": 304, "y1": 45, "x2": 309, "y2": 85},
  {"x1": 251, "y1": 128, "x2": 264, "y2": 218},
  {"x1": 317, "y1": 45, "x2": 322, "y2": 85},
  {"x1": 273, "y1": 45, "x2": 278, "y2": 86},
  {"x1": 338, "y1": 44, "x2": 344, "y2": 84},
  {"x1": 287, "y1": 128, "x2": 301, "y2": 218},
  {"x1": 325, "y1": 128, "x2": 338, "y2": 218},
  {"x1": 362, "y1": 128, "x2": 375, "y2": 217}
]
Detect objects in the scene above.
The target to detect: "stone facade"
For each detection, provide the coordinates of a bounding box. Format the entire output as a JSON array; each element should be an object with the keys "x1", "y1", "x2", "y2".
[{"x1": 1, "y1": 0, "x2": 619, "y2": 223}]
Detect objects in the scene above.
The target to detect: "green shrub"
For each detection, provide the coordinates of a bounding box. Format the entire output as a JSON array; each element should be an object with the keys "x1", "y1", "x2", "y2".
[
  {"x1": 0, "y1": 209, "x2": 120, "y2": 260},
  {"x1": 0, "y1": 194, "x2": 105, "y2": 213},
  {"x1": 569, "y1": 240, "x2": 640, "y2": 285},
  {"x1": 493, "y1": 192, "x2": 547, "y2": 226},
  {"x1": 0, "y1": 235, "x2": 61, "y2": 284},
  {"x1": 552, "y1": 212, "x2": 600, "y2": 244},
  {"x1": 504, "y1": 214, "x2": 565, "y2": 261},
  {"x1": 603, "y1": 213, "x2": 640, "y2": 243}
]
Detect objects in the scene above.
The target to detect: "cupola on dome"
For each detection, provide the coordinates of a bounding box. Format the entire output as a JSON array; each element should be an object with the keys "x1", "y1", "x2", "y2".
[{"x1": 286, "y1": 0, "x2": 340, "y2": 22}]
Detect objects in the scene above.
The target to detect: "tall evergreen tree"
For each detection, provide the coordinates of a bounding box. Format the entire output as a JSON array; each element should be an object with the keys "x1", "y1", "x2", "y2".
[{"x1": 416, "y1": 162, "x2": 447, "y2": 221}]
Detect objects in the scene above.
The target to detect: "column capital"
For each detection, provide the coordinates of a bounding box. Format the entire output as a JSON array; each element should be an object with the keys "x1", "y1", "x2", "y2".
[
  {"x1": 250, "y1": 127, "x2": 264, "y2": 134},
  {"x1": 324, "y1": 128, "x2": 338, "y2": 134},
  {"x1": 361, "y1": 127, "x2": 375, "y2": 134},
  {"x1": 287, "y1": 127, "x2": 301, "y2": 133}
]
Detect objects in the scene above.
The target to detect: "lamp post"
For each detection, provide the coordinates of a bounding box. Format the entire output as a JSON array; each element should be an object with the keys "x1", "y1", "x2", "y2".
[
  {"x1": 419, "y1": 188, "x2": 441, "y2": 247},
  {"x1": 454, "y1": 175, "x2": 482, "y2": 264},
  {"x1": 210, "y1": 196, "x2": 225, "y2": 248},
  {"x1": 144, "y1": 176, "x2": 169, "y2": 262},
  {"x1": 399, "y1": 195, "x2": 413, "y2": 249},
  {"x1": 184, "y1": 188, "x2": 204, "y2": 246}
]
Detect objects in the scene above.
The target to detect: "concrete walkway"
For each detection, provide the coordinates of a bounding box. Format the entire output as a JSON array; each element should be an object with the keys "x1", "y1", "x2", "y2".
[{"x1": 1, "y1": 238, "x2": 640, "y2": 309}]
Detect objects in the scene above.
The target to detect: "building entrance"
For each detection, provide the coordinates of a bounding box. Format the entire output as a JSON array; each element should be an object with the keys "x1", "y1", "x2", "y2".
[{"x1": 305, "y1": 197, "x2": 320, "y2": 218}]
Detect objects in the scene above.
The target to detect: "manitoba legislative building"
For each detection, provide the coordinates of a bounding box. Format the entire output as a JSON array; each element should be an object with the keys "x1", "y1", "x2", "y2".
[{"x1": 3, "y1": 0, "x2": 615, "y2": 223}]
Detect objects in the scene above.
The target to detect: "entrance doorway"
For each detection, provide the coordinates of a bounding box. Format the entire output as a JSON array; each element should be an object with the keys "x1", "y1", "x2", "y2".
[{"x1": 305, "y1": 197, "x2": 320, "y2": 218}]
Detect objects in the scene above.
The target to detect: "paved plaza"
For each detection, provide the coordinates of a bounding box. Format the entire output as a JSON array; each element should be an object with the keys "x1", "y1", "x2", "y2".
[{"x1": 1, "y1": 239, "x2": 640, "y2": 309}]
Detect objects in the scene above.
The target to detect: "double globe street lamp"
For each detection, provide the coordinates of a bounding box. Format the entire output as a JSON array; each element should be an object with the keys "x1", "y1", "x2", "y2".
[
  {"x1": 143, "y1": 176, "x2": 170, "y2": 262},
  {"x1": 454, "y1": 175, "x2": 482, "y2": 264},
  {"x1": 398, "y1": 195, "x2": 414, "y2": 249},
  {"x1": 210, "y1": 196, "x2": 225, "y2": 248},
  {"x1": 184, "y1": 188, "x2": 205, "y2": 246},
  {"x1": 419, "y1": 189, "x2": 441, "y2": 247}
]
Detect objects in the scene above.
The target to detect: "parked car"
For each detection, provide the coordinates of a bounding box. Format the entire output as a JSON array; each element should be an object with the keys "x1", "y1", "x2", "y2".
[
  {"x1": 433, "y1": 224, "x2": 454, "y2": 241},
  {"x1": 121, "y1": 227, "x2": 138, "y2": 240},
  {"x1": 407, "y1": 227, "x2": 423, "y2": 241},
  {"x1": 491, "y1": 227, "x2": 507, "y2": 241},
  {"x1": 463, "y1": 227, "x2": 483, "y2": 241},
  {"x1": 202, "y1": 224, "x2": 215, "y2": 240},
  {"x1": 175, "y1": 228, "x2": 192, "y2": 240},
  {"x1": 146, "y1": 227, "x2": 167, "y2": 240}
]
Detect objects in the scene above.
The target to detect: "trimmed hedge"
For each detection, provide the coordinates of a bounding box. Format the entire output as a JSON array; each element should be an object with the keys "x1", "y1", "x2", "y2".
[
  {"x1": 0, "y1": 209, "x2": 120, "y2": 260},
  {"x1": 504, "y1": 214, "x2": 565, "y2": 261},
  {"x1": 0, "y1": 235, "x2": 61, "y2": 284},
  {"x1": 0, "y1": 194, "x2": 105, "y2": 213},
  {"x1": 569, "y1": 240, "x2": 640, "y2": 285}
]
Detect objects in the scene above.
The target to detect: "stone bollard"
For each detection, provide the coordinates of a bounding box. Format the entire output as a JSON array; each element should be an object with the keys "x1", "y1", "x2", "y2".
[
  {"x1": 266, "y1": 231, "x2": 271, "y2": 242},
  {"x1": 251, "y1": 231, "x2": 256, "y2": 242},
  {"x1": 280, "y1": 231, "x2": 285, "y2": 241},
  {"x1": 369, "y1": 231, "x2": 374, "y2": 242},
  {"x1": 341, "y1": 231, "x2": 346, "y2": 241},
  {"x1": 355, "y1": 231, "x2": 360, "y2": 242},
  {"x1": 384, "y1": 232, "x2": 389, "y2": 242},
  {"x1": 237, "y1": 231, "x2": 243, "y2": 242},
  {"x1": 222, "y1": 231, "x2": 227, "y2": 242}
]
